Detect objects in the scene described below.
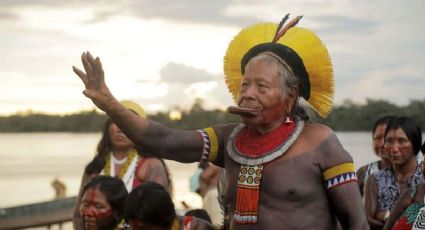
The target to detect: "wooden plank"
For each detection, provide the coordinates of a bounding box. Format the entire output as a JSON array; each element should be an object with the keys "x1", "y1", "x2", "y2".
[{"x1": 0, "y1": 196, "x2": 76, "y2": 229}]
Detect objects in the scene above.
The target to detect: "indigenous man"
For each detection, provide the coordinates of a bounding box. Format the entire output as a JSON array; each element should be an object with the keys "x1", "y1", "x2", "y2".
[{"x1": 73, "y1": 15, "x2": 368, "y2": 229}]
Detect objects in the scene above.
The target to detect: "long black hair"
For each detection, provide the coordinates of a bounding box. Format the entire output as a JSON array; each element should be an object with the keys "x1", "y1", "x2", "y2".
[
  {"x1": 83, "y1": 175, "x2": 128, "y2": 227},
  {"x1": 385, "y1": 116, "x2": 423, "y2": 155},
  {"x1": 125, "y1": 181, "x2": 176, "y2": 229},
  {"x1": 84, "y1": 119, "x2": 114, "y2": 175},
  {"x1": 372, "y1": 115, "x2": 397, "y2": 136}
]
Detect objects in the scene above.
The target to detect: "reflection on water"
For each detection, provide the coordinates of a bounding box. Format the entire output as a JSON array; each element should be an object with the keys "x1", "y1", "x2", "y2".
[
  {"x1": 0, "y1": 132, "x2": 378, "y2": 209},
  {"x1": 0, "y1": 132, "x2": 201, "y2": 210}
]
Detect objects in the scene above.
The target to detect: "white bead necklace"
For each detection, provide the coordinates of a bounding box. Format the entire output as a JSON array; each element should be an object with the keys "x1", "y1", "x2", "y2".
[{"x1": 112, "y1": 154, "x2": 128, "y2": 165}]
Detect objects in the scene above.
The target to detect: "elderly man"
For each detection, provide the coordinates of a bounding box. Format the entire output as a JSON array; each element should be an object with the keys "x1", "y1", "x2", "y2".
[{"x1": 73, "y1": 16, "x2": 368, "y2": 229}]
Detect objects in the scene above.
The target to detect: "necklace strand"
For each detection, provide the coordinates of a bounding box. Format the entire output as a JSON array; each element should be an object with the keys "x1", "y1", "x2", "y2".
[
  {"x1": 104, "y1": 150, "x2": 137, "y2": 179},
  {"x1": 112, "y1": 154, "x2": 128, "y2": 165}
]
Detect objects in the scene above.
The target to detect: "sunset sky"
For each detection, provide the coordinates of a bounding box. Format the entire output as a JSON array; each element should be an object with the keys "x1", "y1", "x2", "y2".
[{"x1": 0, "y1": 0, "x2": 424, "y2": 115}]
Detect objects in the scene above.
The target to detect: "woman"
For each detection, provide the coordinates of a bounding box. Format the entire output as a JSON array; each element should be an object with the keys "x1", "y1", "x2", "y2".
[
  {"x1": 74, "y1": 100, "x2": 172, "y2": 229},
  {"x1": 383, "y1": 143, "x2": 425, "y2": 230},
  {"x1": 80, "y1": 175, "x2": 128, "y2": 230},
  {"x1": 365, "y1": 116, "x2": 424, "y2": 229},
  {"x1": 357, "y1": 116, "x2": 395, "y2": 197},
  {"x1": 125, "y1": 181, "x2": 215, "y2": 230},
  {"x1": 125, "y1": 181, "x2": 178, "y2": 230}
]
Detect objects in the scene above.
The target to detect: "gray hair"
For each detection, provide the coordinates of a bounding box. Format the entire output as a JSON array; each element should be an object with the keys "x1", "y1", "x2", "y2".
[{"x1": 244, "y1": 52, "x2": 317, "y2": 122}]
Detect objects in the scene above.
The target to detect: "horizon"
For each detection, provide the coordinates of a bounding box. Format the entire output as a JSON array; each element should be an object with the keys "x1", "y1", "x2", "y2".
[{"x1": 2, "y1": 97, "x2": 423, "y2": 117}]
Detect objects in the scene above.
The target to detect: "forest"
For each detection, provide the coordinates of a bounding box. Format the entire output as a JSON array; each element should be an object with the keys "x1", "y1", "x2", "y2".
[{"x1": 0, "y1": 99, "x2": 424, "y2": 132}]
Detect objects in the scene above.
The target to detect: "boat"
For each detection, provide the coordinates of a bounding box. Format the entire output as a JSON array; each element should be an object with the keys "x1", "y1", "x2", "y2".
[{"x1": 0, "y1": 196, "x2": 76, "y2": 229}]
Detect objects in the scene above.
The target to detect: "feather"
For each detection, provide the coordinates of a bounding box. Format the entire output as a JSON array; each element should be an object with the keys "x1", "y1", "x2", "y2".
[
  {"x1": 272, "y1": 14, "x2": 290, "y2": 43},
  {"x1": 224, "y1": 21, "x2": 334, "y2": 118}
]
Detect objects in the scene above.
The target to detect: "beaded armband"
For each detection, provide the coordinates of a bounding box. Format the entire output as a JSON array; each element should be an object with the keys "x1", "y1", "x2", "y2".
[
  {"x1": 323, "y1": 162, "x2": 357, "y2": 189},
  {"x1": 197, "y1": 127, "x2": 218, "y2": 163}
]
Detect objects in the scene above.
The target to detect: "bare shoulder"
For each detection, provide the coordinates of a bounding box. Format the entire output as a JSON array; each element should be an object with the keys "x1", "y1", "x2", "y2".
[
  {"x1": 294, "y1": 123, "x2": 334, "y2": 151},
  {"x1": 143, "y1": 157, "x2": 165, "y2": 168},
  {"x1": 302, "y1": 123, "x2": 334, "y2": 139},
  {"x1": 302, "y1": 123, "x2": 353, "y2": 169}
]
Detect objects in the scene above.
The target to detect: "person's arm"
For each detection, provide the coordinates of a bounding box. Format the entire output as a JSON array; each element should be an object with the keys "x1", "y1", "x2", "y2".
[
  {"x1": 137, "y1": 158, "x2": 169, "y2": 189},
  {"x1": 199, "y1": 163, "x2": 222, "y2": 196},
  {"x1": 317, "y1": 127, "x2": 368, "y2": 230},
  {"x1": 383, "y1": 188, "x2": 415, "y2": 230},
  {"x1": 73, "y1": 52, "x2": 205, "y2": 163},
  {"x1": 356, "y1": 165, "x2": 367, "y2": 197},
  {"x1": 364, "y1": 175, "x2": 385, "y2": 228}
]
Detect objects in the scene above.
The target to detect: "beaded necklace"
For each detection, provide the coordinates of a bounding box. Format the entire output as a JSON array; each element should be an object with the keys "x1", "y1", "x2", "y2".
[
  {"x1": 104, "y1": 149, "x2": 138, "y2": 179},
  {"x1": 227, "y1": 118, "x2": 304, "y2": 224}
]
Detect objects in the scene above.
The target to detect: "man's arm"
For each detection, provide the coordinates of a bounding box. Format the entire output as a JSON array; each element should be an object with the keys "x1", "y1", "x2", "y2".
[
  {"x1": 327, "y1": 183, "x2": 369, "y2": 229},
  {"x1": 73, "y1": 52, "x2": 205, "y2": 163},
  {"x1": 317, "y1": 127, "x2": 369, "y2": 229}
]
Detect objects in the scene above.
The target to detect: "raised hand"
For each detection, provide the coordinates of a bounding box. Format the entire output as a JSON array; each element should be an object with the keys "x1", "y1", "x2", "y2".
[{"x1": 72, "y1": 51, "x2": 117, "y2": 112}]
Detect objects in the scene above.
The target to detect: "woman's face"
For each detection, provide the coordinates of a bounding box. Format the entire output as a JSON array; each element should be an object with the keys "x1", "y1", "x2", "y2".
[
  {"x1": 384, "y1": 127, "x2": 415, "y2": 165},
  {"x1": 108, "y1": 123, "x2": 134, "y2": 150},
  {"x1": 372, "y1": 123, "x2": 389, "y2": 160},
  {"x1": 80, "y1": 187, "x2": 116, "y2": 230}
]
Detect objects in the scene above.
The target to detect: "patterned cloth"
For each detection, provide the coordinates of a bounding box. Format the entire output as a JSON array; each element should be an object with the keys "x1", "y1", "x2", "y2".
[
  {"x1": 364, "y1": 160, "x2": 380, "y2": 182},
  {"x1": 375, "y1": 165, "x2": 424, "y2": 211},
  {"x1": 392, "y1": 203, "x2": 424, "y2": 229},
  {"x1": 413, "y1": 206, "x2": 425, "y2": 229}
]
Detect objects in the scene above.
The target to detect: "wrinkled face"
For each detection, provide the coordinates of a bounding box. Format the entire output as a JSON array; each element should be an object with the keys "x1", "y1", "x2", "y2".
[
  {"x1": 237, "y1": 61, "x2": 287, "y2": 131},
  {"x1": 109, "y1": 123, "x2": 134, "y2": 149},
  {"x1": 372, "y1": 124, "x2": 389, "y2": 160},
  {"x1": 384, "y1": 128, "x2": 415, "y2": 165},
  {"x1": 80, "y1": 188, "x2": 115, "y2": 230}
]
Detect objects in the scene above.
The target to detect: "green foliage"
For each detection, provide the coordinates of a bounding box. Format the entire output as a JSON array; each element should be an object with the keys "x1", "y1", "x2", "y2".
[
  {"x1": 0, "y1": 99, "x2": 424, "y2": 132},
  {"x1": 0, "y1": 110, "x2": 107, "y2": 132},
  {"x1": 322, "y1": 99, "x2": 425, "y2": 131},
  {"x1": 323, "y1": 99, "x2": 401, "y2": 131}
]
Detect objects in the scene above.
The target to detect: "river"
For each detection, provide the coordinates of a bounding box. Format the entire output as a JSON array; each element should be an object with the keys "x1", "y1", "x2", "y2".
[{"x1": 0, "y1": 131, "x2": 380, "y2": 229}]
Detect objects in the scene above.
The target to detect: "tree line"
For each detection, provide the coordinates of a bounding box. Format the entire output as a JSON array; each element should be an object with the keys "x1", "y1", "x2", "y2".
[{"x1": 0, "y1": 99, "x2": 424, "y2": 132}]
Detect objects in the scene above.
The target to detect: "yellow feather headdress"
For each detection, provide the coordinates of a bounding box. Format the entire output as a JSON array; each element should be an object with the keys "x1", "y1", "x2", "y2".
[{"x1": 223, "y1": 16, "x2": 334, "y2": 118}]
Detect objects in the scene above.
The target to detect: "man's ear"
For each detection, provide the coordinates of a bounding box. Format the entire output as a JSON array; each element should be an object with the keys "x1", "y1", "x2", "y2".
[{"x1": 286, "y1": 87, "x2": 299, "y2": 113}]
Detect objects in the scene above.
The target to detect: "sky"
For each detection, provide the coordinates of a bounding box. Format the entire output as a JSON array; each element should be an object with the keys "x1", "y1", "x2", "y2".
[{"x1": 0, "y1": 0, "x2": 424, "y2": 115}]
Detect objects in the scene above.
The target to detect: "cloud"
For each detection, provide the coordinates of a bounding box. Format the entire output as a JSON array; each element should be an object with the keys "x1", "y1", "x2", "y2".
[
  {"x1": 159, "y1": 62, "x2": 217, "y2": 84},
  {"x1": 1, "y1": 0, "x2": 425, "y2": 115},
  {"x1": 135, "y1": 63, "x2": 233, "y2": 112},
  {"x1": 0, "y1": 0, "x2": 255, "y2": 26},
  {"x1": 336, "y1": 65, "x2": 425, "y2": 105},
  {"x1": 312, "y1": 15, "x2": 380, "y2": 35},
  {"x1": 125, "y1": 0, "x2": 255, "y2": 26},
  {"x1": 0, "y1": 10, "x2": 16, "y2": 19}
]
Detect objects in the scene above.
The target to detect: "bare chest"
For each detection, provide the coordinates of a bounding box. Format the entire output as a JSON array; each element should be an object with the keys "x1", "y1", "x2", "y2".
[{"x1": 222, "y1": 150, "x2": 334, "y2": 228}]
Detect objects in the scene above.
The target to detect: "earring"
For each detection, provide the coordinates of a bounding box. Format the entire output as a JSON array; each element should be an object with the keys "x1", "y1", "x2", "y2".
[
  {"x1": 285, "y1": 116, "x2": 293, "y2": 123},
  {"x1": 284, "y1": 107, "x2": 293, "y2": 123}
]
